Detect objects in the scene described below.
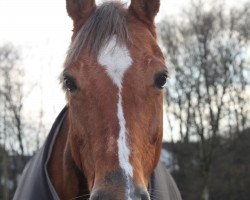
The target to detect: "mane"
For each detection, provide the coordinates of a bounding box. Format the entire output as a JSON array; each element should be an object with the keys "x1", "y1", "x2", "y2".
[{"x1": 65, "y1": 2, "x2": 129, "y2": 67}]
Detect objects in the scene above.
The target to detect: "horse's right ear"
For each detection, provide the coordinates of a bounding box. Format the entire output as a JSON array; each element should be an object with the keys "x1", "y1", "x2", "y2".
[{"x1": 66, "y1": 0, "x2": 96, "y2": 26}]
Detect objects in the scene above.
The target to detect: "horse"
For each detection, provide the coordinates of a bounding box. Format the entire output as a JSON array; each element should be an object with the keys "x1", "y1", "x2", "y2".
[{"x1": 14, "y1": 0, "x2": 182, "y2": 200}]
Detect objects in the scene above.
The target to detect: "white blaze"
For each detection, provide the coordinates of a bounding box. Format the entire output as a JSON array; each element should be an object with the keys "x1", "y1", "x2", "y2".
[{"x1": 98, "y1": 36, "x2": 133, "y2": 178}]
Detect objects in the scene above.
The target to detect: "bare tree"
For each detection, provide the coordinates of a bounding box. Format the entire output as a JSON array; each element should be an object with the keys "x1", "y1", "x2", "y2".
[
  {"x1": 0, "y1": 44, "x2": 27, "y2": 199},
  {"x1": 0, "y1": 43, "x2": 49, "y2": 199},
  {"x1": 0, "y1": 44, "x2": 25, "y2": 157},
  {"x1": 159, "y1": 1, "x2": 250, "y2": 199}
]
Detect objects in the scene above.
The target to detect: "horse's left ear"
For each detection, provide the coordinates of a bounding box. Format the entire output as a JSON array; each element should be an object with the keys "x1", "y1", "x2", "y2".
[
  {"x1": 129, "y1": 0, "x2": 160, "y2": 23},
  {"x1": 66, "y1": 0, "x2": 96, "y2": 26}
]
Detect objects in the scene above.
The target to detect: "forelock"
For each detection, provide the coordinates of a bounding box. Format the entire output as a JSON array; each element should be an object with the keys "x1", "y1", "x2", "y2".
[{"x1": 65, "y1": 2, "x2": 129, "y2": 67}]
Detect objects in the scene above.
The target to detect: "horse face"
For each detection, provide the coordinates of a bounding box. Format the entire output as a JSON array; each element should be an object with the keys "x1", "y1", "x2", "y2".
[{"x1": 64, "y1": 0, "x2": 166, "y2": 199}]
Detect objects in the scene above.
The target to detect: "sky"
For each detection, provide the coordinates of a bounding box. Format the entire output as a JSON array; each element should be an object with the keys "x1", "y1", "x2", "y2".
[{"x1": 0, "y1": 0, "x2": 248, "y2": 142}]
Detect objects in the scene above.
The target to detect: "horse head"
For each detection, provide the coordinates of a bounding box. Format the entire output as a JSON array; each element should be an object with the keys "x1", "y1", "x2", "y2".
[{"x1": 55, "y1": 1, "x2": 167, "y2": 199}]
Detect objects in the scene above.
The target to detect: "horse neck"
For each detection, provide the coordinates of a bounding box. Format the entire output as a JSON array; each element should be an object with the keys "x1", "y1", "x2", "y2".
[{"x1": 48, "y1": 113, "x2": 89, "y2": 200}]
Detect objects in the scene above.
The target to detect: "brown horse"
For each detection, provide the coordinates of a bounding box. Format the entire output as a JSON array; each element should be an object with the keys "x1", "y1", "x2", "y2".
[
  {"x1": 49, "y1": 0, "x2": 167, "y2": 199},
  {"x1": 14, "y1": 0, "x2": 182, "y2": 200}
]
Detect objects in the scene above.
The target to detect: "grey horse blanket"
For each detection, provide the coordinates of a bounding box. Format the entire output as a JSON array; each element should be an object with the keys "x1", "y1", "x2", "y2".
[{"x1": 13, "y1": 107, "x2": 182, "y2": 200}]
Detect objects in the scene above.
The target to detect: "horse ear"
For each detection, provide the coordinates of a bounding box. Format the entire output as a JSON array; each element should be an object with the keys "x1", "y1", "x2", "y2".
[
  {"x1": 66, "y1": 0, "x2": 96, "y2": 25},
  {"x1": 129, "y1": 0, "x2": 160, "y2": 23}
]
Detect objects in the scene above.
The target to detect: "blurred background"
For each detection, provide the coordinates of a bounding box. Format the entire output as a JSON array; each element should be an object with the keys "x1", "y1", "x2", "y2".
[{"x1": 0, "y1": 0, "x2": 249, "y2": 199}]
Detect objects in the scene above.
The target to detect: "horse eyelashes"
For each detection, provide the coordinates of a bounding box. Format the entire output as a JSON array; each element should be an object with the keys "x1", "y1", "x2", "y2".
[
  {"x1": 155, "y1": 72, "x2": 168, "y2": 89},
  {"x1": 63, "y1": 75, "x2": 78, "y2": 92},
  {"x1": 62, "y1": 72, "x2": 167, "y2": 92}
]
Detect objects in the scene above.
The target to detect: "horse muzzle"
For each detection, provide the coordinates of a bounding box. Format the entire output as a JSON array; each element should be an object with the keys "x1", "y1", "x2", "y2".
[
  {"x1": 89, "y1": 168, "x2": 151, "y2": 200},
  {"x1": 90, "y1": 186, "x2": 150, "y2": 200}
]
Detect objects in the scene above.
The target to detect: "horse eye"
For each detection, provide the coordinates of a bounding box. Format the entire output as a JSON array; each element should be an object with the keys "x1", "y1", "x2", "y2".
[
  {"x1": 155, "y1": 72, "x2": 168, "y2": 89},
  {"x1": 63, "y1": 75, "x2": 77, "y2": 92}
]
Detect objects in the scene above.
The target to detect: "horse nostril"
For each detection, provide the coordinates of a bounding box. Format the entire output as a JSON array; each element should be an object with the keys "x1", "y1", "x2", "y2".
[
  {"x1": 141, "y1": 194, "x2": 150, "y2": 200},
  {"x1": 90, "y1": 189, "x2": 116, "y2": 200},
  {"x1": 90, "y1": 191, "x2": 101, "y2": 200},
  {"x1": 91, "y1": 196, "x2": 100, "y2": 200},
  {"x1": 140, "y1": 190, "x2": 150, "y2": 200}
]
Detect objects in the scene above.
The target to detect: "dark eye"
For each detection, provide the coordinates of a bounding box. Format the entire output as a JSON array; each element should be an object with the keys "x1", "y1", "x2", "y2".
[
  {"x1": 155, "y1": 72, "x2": 168, "y2": 89},
  {"x1": 63, "y1": 74, "x2": 77, "y2": 92}
]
